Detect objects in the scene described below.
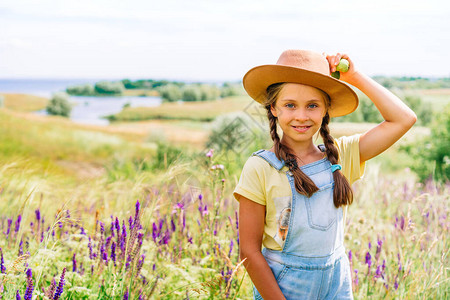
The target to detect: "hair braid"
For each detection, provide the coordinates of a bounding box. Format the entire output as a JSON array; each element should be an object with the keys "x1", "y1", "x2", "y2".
[
  {"x1": 319, "y1": 113, "x2": 354, "y2": 207},
  {"x1": 266, "y1": 106, "x2": 319, "y2": 197}
]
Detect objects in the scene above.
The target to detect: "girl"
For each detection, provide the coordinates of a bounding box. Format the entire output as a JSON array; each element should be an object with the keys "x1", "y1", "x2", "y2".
[{"x1": 233, "y1": 49, "x2": 417, "y2": 299}]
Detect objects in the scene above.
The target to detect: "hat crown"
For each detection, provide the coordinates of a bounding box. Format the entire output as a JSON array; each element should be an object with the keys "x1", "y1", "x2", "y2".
[{"x1": 276, "y1": 50, "x2": 330, "y2": 76}]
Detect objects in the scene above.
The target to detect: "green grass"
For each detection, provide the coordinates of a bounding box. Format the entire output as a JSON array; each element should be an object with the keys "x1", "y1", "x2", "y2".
[
  {"x1": 0, "y1": 97, "x2": 447, "y2": 299},
  {"x1": 404, "y1": 89, "x2": 450, "y2": 112},
  {"x1": 107, "y1": 95, "x2": 254, "y2": 122},
  {"x1": 0, "y1": 93, "x2": 49, "y2": 111},
  {"x1": 0, "y1": 109, "x2": 158, "y2": 181}
]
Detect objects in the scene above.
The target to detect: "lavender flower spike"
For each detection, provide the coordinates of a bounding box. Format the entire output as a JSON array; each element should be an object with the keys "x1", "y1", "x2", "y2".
[
  {"x1": 24, "y1": 268, "x2": 33, "y2": 300},
  {"x1": 123, "y1": 287, "x2": 129, "y2": 300},
  {"x1": 0, "y1": 247, "x2": 6, "y2": 273},
  {"x1": 16, "y1": 290, "x2": 22, "y2": 300},
  {"x1": 53, "y1": 267, "x2": 66, "y2": 300},
  {"x1": 72, "y1": 253, "x2": 77, "y2": 272},
  {"x1": 15, "y1": 215, "x2": 22, "y2": 233}
]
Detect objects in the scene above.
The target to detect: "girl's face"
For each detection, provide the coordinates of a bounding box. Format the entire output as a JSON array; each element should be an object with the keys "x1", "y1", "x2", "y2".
[{"x1": 270, "y1": 83, "x2": 328, "y2": 146}]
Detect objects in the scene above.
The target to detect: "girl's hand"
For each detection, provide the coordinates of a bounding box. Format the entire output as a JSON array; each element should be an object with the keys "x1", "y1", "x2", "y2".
[{"x1": 322, "y1": 52, "x2": 359, "y2": 84}]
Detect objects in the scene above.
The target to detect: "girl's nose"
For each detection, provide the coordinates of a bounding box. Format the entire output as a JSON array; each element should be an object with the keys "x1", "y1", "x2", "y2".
[{"x1": 295, "y1": 109, "x2": 310, "y2": 121}]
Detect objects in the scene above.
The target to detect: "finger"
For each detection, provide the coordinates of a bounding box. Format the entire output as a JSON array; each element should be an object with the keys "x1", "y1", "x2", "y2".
[
  {"x1": 340, "y1": 53, "x2": 353, "y2": 70},
  {"x1": 335, "y1": 53, "x2": 342, "y2": 66}
]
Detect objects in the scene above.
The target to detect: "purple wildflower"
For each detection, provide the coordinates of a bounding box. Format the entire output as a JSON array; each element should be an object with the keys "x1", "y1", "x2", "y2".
[
  {"x1": 348, "y1": 250, "x2": 352, "y2": 264},
  {"x1": 171, "y1": 218, "x2": 176, "y2": 232},
  {"x1": 111, "y1": 242, "x2": 116, "y2": 264},
  {"x1": 375, "y1": 265, "x2": 382, "y2": 279},
  {"x1": 136, "y1": 255, "x2": 145, "y2": 277},
  {"x1": 123, "y1": 287, "x2": 129, "y2": 300},
  {"x1": 365, "y1": 251, "x2": 372, "y2": 270},
  {"x1": 88, "y1": 237, "x2": 93, "y2": 260},
  {"x1": 110, "y1": 216, "x2": 115, "y2": 237},
  {"x1": 400, "y1": 216, "x2": 405, "y2": 230},
  {"x1": 122, "y1": 220, "x2": 127, "y2": 239},
  {"x1": 6, "y1": 218, "x2": 12, "y2": 238},
  {"x1": 115, "y1": 217, "x2": 120, "y2": 236},
  {"x1": 128, "y1": 216, "x2": 133, "y2": 231},
  {"x1": 375, "y1": 237, "x2": 383, "y2": 262},
  {"x1": 72, "y1": 253, "x2": 77, "y2": 272},
  {"x1": 135, "y1": 200, "x2": 140, "y2": 220},
  {"x1": 0, "y1": 247, "x2": 6, "y2": 273},
  {"x1": 228, "y1": 240, "x2": 234, "y2": 257},
  {"x1": 15, "y1": 215, "x2": 22, "y2": 233},
  {"x1": 24, "y1": 268, "x2": 33, "y2": 300},
  {"x1": 16, "y1": 290, "x2": 21, "y2": 300},
  {"x1": 354, "y1": 269, "x2": 359, "y2": 286},
  {"x1": 100, "y1": 222, "x2": 105, "y2": 235},
  {"x1": 152, "y1": 222, "x2": 158, "y2": 242},
  {"x1": 53, "y1": 267, "x2": 66, "y2": 300},
  {"x1": 18, "y1": 240, "x2": 23, "y2": 256}
]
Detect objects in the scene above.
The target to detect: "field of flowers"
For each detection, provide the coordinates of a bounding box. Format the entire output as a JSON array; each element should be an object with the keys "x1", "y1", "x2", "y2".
[
  {"x1": 0, "y1": 105, "x2": 448, "y2": 299},
  {"x1": 0, "y1": 146, "x2": 448, "y2": 299}
]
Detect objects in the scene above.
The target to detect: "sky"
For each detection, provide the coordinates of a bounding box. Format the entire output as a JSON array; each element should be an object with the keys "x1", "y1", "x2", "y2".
[{"x1": 1, "y1": 0, "x2": 449, "y2": 81}]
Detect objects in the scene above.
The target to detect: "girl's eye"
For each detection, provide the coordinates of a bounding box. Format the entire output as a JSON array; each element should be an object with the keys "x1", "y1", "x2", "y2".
[
  {"x1": 308, "y1": 104, "x2": 318, "y2": 109},
  {"x1": 285, "y1": 103, "x2": 295, "y2": 108}
]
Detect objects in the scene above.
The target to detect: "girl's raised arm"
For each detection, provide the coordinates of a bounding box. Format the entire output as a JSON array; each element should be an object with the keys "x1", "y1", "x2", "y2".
[
  {"x1": 324, "y1": 53, "x2": 417, "y2": 163},
  {"x1": 238, "y1": 194, "x2": 287, "y2": 300}
]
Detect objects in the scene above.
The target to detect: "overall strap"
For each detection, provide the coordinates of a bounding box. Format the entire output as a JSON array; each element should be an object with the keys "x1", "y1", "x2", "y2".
[{"x1": 251, "y1": 149, "x2": 285, "y2": 171}]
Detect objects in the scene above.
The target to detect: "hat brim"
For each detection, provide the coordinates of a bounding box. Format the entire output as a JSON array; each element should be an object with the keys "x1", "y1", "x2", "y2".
[{"x1": 243, "y1": 64, "x2": 358, "y2": 118}]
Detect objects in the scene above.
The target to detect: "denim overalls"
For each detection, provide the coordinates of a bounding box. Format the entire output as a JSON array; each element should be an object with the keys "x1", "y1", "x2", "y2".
[{"x1": 251, "y1": 148, "x2": 353, "y2": 300}]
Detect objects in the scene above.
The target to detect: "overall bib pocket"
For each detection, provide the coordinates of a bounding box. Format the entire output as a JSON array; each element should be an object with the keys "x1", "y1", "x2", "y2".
[{"x1": 305, "y1": 182, "x2": 338, "y2": 231}]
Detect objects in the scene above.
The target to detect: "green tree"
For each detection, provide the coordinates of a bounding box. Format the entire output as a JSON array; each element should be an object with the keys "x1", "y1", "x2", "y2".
[
  {"x1": 220, "y1": 82, "x2": 243, "y2": 97},
  {"x1": 200, "y1": 84, "x2": 221, "y2": 101},
  {"x1": 401, "y1": 104, "x2": 450, "y2": 183},
  {"x1": 403, "y1": 95, "x2": 432, "y2": 126},
  {"x1": 158, "y1": 84, "x2": 182, "y2": 102},
  {"x1": 94, "y1": 81, "x2": 125, "y2": 95},
  {"x1": 182, "y1": 85, "x2": 202, "y2": 102},
  {"x1": 66, "y1": 84, "x2": 95, "y2": 96},
  {"x1": 46, "y1": 92, "x2": 72, "y2": 117}
]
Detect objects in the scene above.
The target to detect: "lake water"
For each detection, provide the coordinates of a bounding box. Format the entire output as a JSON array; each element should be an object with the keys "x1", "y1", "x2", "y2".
[{"x1": 0, "y1": 79, "x2": 162, "y2": 125}]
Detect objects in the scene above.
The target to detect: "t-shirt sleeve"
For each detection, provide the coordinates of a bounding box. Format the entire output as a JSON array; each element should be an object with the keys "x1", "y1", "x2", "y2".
[
  {"x1": 334, "y1": 134, "x2": 366, "y2": 185},
  {"x1": 233, "y1": 156, "x2": 266, "y2": 205}
]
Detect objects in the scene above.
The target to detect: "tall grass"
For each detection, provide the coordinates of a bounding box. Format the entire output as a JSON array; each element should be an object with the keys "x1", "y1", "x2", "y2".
[
  {"x1": 0, "y1": 107, "x2": 448, "y2": 299},
  {"x1": 0, "y1": 147, "x2": 448, "y2": 299}
]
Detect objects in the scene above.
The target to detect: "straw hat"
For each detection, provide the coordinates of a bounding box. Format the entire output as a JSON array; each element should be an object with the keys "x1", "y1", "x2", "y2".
[{"x1": 243, "y1": 49, "x2": 359, "y2": 117}]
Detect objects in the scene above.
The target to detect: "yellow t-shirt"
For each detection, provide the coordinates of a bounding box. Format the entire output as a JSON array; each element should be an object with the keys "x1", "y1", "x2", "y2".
[{"x1": 233, "y1": 134, "x2": 366, "y2": 251}]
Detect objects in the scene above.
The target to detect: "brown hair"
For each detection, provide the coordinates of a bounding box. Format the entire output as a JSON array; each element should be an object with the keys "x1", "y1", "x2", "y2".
[{"x1": 264, "y1": 82, "x2": 353, "y2": 208}]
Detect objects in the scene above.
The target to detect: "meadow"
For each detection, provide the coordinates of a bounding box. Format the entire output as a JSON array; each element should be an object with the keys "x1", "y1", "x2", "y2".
[{"x1": 0, "y1": 91, "x2": 448, "y2": 299}]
